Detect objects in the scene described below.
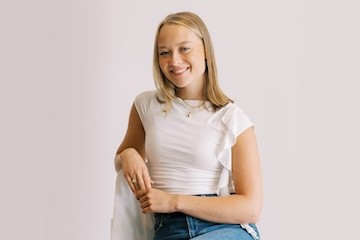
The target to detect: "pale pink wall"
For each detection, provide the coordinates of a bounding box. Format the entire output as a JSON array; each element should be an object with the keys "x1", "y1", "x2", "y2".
[{"x1": 1, "y1": 0, "x2": 359, "y2": 240}]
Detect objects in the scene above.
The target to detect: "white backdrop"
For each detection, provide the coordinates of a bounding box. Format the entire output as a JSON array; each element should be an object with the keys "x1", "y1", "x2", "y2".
[{"x1": 1, "y1": 0, "x2": 359, "y2": 239}]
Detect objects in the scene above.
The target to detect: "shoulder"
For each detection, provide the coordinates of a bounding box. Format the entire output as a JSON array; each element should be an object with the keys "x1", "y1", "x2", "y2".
[
  {"x1": 134, "y1": 90, "x2": 159, "y2": 120},
  {"x1": 219, "y1": 102, "x2": 247, "y2": 117},
  {"x1": 134, "y1": 90, "x2": 159, "y2": 108},
  {"x1": 134, "y1": 90, "x2": 158, "y2": 103},
  {"x1": 220, "y1": 102, "x2": 254, "y2": 136},
  {"x1": 231, "y1": 101, "x2": 253, "y2": 115}
]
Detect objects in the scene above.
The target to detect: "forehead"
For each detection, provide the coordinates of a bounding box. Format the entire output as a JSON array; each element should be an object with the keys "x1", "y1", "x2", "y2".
[{"x1": 157, "y1": 24, "x2": 202, "y2": 46}]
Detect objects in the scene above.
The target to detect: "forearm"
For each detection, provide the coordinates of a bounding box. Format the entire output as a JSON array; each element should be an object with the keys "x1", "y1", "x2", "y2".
[{"x1": 174, "y1": 194, "x2": 261, "y2": 224}]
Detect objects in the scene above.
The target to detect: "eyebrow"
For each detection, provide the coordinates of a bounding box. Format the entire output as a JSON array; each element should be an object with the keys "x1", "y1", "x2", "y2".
[{"x1": 158, "y1": 41, "x2": 192, "y2": 49}]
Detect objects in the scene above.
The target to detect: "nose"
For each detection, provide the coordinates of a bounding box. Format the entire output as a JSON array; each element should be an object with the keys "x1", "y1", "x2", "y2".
[{"x1": 169, "y1": 52, "x2": 182, "y2": 66}]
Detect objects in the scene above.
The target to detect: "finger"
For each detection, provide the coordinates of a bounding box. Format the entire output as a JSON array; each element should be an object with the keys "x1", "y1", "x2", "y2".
[
  {"x1": 143, "y1": 159, "x2": 153, "y2": 188},
  {"x1": 143, "y1": 172, "x2": 153, "y2": 189},
  {"x1": 125, "y1": 174, "x2": 136, "y2": 193},
  {"x1": 135, "y1": 188, "x2": 144, "y2": 199},
  {"x1": 135, "y1": 188, "x2": 148, "y2": 200},
  {"x1": 136, "y1": 174, "x2": 146, "y2": 190},
  {"x1": 140, "y1": 200, "x2": 150, "y2": 209},
  {"x1": 131, "y1": 176, "x2": 141, "y2": 191},
  {"x1": 135, "y1": 171, "x2": 151, "y2": 190},
  {"x1": 142, "y1": 206, "x2": 151, "y2": 214},
  {"x1": 135, "y1": 170, "x2": 152, "y2": 190}
]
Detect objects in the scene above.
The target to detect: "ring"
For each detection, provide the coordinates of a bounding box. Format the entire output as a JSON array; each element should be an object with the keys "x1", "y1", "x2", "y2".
[{"x1": 132, "y1": 178, "x2": 137, "y2": 184}]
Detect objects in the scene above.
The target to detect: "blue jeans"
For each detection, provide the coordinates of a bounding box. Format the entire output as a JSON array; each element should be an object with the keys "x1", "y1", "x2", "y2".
[{"x1": 154, "y1": 200, "x2": 259, "y2": 240}]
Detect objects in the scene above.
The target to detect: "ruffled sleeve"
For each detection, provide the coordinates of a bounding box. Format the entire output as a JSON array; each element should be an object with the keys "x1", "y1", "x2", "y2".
[
  {"x1": 216, "y1": 104, "x2": 254, "y2": 196},
  {"x1": 215, "y1": 104, "x2": 259, "y2": 239}
]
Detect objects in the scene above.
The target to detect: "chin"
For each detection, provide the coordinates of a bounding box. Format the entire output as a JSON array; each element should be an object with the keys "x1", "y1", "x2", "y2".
[{"x1": 169, "y1": 80, "x2": 188, "y2": 89}]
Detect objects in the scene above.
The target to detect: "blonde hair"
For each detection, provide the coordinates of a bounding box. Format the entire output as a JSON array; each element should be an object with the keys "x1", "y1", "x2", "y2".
[{"x1": 153, "y1": 11, "x2": 233, "y2": 112}]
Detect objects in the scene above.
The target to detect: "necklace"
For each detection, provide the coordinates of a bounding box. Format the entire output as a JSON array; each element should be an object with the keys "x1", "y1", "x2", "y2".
[{"x1": 181, "y1": 100, "x2": 205, "y2": 117}]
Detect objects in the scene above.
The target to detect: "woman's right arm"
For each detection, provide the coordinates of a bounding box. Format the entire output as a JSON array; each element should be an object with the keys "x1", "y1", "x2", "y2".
[{"x1": 114, "y1": 104, "x2": 152, "y2": 192}]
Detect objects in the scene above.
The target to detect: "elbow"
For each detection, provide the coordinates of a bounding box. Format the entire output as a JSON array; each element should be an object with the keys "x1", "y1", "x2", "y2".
[
  {"x1": 249, "y1": 200, "x2": 262, "y2": 223},
  {"x1": 238, "y1": 207, "x2": 261, "y2": 224},
  {"x1": 249, "y1": 208, "x2": 261, "y2": 223},
  {"x1": 236, "y1": 199, "x2": 262, "y2": 224}
]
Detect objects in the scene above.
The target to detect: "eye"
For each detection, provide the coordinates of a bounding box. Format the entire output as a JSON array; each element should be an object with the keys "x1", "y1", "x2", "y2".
[
  {"x1": 159, "y1": 51, "x2": 169, "y2": 56},
  {"x1": 180, "y1": 47, "x2": 190, "y2": 52}
]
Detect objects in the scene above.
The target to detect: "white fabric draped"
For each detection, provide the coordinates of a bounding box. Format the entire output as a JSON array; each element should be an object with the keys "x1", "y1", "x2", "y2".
[{"x1": 110, "y1": 170, "x2": 154, "y2": 240}]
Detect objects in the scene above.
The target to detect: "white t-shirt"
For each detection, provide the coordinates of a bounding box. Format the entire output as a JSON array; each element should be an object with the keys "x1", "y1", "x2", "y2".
[{"x1": 134, "y1": 90, "x2": 254, "y2": 195}]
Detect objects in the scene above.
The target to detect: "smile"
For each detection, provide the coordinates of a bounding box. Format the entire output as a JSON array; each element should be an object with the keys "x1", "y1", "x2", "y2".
[{"x1": 171, "y1": 67, "x2": 189, "y2": 75}]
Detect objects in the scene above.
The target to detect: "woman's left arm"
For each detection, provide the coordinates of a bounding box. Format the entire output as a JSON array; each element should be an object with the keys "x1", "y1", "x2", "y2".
[
  {"x1": 137, "y1": 127, "x2": 263, "y2": 224},
  {"x1": 231, "y1": 126, "x2": 263, "y2": 223}
]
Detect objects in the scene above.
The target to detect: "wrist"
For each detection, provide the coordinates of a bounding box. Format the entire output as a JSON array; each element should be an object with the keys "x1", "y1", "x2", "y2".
[{"x1": 173, "y1": 194, "x2": 182, "y2": 212}]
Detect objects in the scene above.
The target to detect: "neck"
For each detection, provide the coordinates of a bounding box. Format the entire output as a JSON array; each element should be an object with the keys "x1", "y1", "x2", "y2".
[
  {"x1": 176, "y1": 88, "x2": 204, "y2": 100},
  {"x1": 175, "y1": 75, "x2": 206, "y2": 100}
]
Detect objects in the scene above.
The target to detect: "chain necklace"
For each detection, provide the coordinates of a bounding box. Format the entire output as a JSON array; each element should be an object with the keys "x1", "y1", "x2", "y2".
[{"x1": 181, "y1": 100, "x2": 205, "y2": 117}]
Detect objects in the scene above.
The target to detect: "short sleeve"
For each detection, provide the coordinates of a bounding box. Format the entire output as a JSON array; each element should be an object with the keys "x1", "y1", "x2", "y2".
[
  {"x1": 133, "y1": 90, "x2": 156, "y2": 125},
  {"x1": 216, "y1": 104, "x2": 254, "y2": 195},
  {"x1": 226, "y1": 105, "x2": 254, "y2": 137},
  {"x1": 215, "y1": 104, "x2": 260, "y2": 239}
]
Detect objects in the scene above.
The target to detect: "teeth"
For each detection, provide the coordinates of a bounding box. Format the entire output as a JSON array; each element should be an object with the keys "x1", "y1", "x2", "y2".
[{"x1": 172, "y1": 68, "x2": 187, "y2": 74}]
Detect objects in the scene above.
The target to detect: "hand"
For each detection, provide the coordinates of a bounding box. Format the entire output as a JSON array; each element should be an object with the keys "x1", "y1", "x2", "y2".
[
  {"x1": 120, "y1": 148, "x2": 152, "y2": 193},
  {"x1": 136, "y1": 188, "x2": 177, "y2": 214}
]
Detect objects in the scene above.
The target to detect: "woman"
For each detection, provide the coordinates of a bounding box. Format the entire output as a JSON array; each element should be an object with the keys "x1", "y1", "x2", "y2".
[{"x1": 114, "y1": 11, "x2": 262, "y2": 240}]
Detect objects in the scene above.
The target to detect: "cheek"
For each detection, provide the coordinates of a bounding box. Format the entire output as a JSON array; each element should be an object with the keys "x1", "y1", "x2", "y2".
[
  {"x1": 193, "y1": 57, "x2": 206, "y2": 72},
  {"x1": 159, "y1": 63, "x2": 166, "y2": 75},
  {"x1": 191, "y1": 51, "x2": 206, "y2": 71},
  {"x1": 158, "y1": 61, "x2": 167, "y2": 73},
  {"x1": 158, "y1": 62, "x2": 173, "y2": 81}
]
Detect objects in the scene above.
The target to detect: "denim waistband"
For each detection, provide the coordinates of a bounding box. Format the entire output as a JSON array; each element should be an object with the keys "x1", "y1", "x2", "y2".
[
  {"x1": 153, "y1": 209, "x2": 259, "y2": 240},
  {"x1": 192, "y1": 193, "x2": 218, "y2": 197}
]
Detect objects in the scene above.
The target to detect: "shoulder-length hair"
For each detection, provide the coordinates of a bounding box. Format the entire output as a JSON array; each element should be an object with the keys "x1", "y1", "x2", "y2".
[{"x1": 153, "y1": 11, "x2": 233, "y2": 112}]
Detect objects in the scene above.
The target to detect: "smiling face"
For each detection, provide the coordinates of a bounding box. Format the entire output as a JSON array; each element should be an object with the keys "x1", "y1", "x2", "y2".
[{"x1": 157, "y1": 24, "x2": 206, "y2": 99}]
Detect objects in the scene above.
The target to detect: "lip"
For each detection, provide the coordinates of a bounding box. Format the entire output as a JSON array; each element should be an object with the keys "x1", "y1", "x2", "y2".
[{"x1": 171, "y1": 67, "x2": 189, "y2": 76}]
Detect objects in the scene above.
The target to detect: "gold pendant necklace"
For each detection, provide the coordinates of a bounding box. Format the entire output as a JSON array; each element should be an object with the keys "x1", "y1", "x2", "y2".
[{"x1": 182, "y1": 100, "x2": 205, "y2": 117}]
